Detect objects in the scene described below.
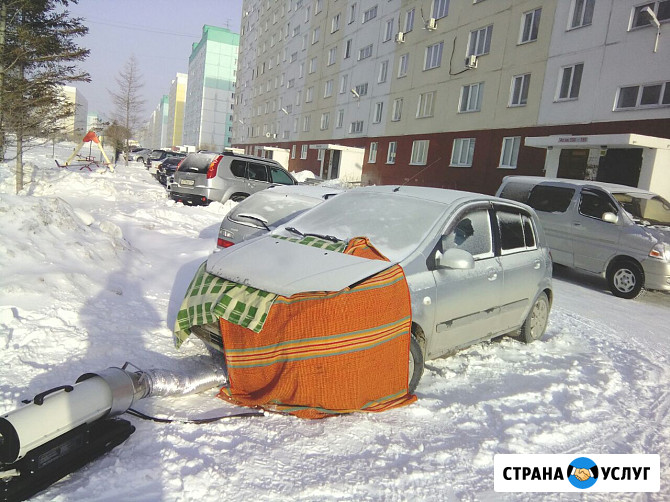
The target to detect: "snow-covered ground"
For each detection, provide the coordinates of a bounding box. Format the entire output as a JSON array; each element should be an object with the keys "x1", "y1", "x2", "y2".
[{"x1": 1, "y1": 141, "x2": 668, "y2": 501}]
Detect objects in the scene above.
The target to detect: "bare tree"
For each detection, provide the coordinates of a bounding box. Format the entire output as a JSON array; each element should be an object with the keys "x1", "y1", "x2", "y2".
[{"x1": 109, "y1": 55, "x2": 145, "y2": 166}]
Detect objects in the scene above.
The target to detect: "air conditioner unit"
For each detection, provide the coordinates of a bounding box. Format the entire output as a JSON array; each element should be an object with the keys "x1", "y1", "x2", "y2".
[
  {"x1": 265, "y1": 132, "x2": 271, "y2": 138},
  {"x1": 395, "y1": 32, "x2": 405, "y2": 43},
  {"x1": 465, "y1": 54, "x2": 478, "y2": 69},
  {"x1": 425, "y1": 18, "x2": 437, "y2": 30}
]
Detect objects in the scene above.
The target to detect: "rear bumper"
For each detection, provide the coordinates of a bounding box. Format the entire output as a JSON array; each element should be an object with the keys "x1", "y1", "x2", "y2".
[{"x1": 170, "y1": 191, "x2": 212, "y2": 206}]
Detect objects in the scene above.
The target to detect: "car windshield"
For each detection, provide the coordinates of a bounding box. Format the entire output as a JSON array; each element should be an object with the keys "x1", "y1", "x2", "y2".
[
  {"x1": 281, "y1": 191, "x2": 447, "y2": 261},
  {"x1": 230, "y1": 192, "x2": 322, "y2": 228},
  {"x1": 612, "y1": 192, "x2": 670, "y2": 226}
]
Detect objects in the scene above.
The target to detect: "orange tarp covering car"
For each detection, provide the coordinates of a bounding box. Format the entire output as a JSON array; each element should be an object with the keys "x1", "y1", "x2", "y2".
[{"x1": 216, "y1": 237, "x2": 417, "y2": 419}]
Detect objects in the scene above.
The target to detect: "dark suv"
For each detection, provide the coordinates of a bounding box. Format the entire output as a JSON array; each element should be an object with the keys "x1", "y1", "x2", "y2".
[{"x1": 170, "y1": 151, "x2": 297, "y2": 205}]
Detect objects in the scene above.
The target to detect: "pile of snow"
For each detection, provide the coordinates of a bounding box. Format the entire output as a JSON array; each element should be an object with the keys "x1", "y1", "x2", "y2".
[{"x1": 0, "y1": 141, "x2": 668, "y2": 500}]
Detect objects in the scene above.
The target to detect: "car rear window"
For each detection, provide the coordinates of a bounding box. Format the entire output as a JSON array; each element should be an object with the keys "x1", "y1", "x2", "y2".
[
  {"x1": 178, "y1": 153, "x2": 220, "y2": 174},
  {"x1": 498, "y1": 181, "x2": 533, "y2": 204},
  {"x1": 248, "y1": 163, "x2": 269, "y2": 182},
  {"x1": 230, "y1": 192, "x2": 320, "y2": 227},
  {"x1": 269, "y1": 167, "x2": 295, "y2": 185},
  {"x1": 527, "y1": 185, "x2": 575, "y2": 213},
  {"x1": 230, "y1": 160, "x2": 247, "y2": 177}
]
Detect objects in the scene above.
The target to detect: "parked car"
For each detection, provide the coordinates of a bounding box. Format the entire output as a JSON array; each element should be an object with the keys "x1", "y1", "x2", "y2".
[
  {"x1": 127, "y1": 148, "x2": 151, "y2": 162},
  {"x1": 170, "y1": 151, "x2": 297, "y2": 206},
  {"x1": 204, "y1": 186, "x2": 553, "y2": 392},
  {"x1": 147, "y1": 150, "x2": 185, "y2": 174},
  {"x1": 496, "y1": 176, "x2": 670, "y2": 298},
  {"x1": 156, "y1": 156, "x2": 185, "y2": 186},
  {"x1": 217, "y1": 184, "x2": 342, "y2": 248}
]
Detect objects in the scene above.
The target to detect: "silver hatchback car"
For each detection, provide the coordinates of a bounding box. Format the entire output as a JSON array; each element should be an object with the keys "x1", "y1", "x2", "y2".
[
  {"x1": 205, "y1": 186, "x2": 553, "y2": 392},
  {"x1": 171, "y1": 151, "x2": 297, "y2": 206}
]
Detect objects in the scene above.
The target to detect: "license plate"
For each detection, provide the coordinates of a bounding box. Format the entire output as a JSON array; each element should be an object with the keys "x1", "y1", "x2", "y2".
[{"x1": 180, "y1": 179, "x2": 195, "y2": 186}]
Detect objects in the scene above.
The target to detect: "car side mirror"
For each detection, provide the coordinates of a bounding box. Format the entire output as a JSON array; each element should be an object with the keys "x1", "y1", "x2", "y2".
[
  {"x1": 602, "y1": 212, "x2": 618, "y2": 224},
  {"x1": 434, "y1": 247, "x2": 475, "y2": 270}
]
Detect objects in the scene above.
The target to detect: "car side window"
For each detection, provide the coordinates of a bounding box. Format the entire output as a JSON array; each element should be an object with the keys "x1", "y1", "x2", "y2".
[
  {"x1": 527, "y1": 185, "x2": 575, "y2": 213},
  {"x1": 497, "y1": 211, "x2": 537, "y2": 254},
  {"x1": 230, "y1": 160, "x2": 247, "y2": 178},
  {"x1": 269, "y1": 166, "x2": 294, "y2": 185},
  {"x1": 442, "y1": 209, "x2": 493, "y2": 259},
  {"x1": 248, "y1": 163, "x2": 269, "y2": 182},
  {"x1": 579, "y1": 190, "x2": 618, "y2": 220}
]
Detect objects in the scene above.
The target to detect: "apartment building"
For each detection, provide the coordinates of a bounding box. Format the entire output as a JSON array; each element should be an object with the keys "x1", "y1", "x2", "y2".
[
  {"x1": 234, "y1": 0, "x2": 670, "y2": 197},
  {"x1": 60, "y1": 85, "x2": 88, "y2": 139},
  {"x1": 183, "y1": 25, "x2": 240, "y2": 151},
  {"x1": 166, "y1": 73, "x2": 188, "y2": 147}
]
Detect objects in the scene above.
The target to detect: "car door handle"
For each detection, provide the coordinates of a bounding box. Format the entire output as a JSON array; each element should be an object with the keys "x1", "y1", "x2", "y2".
[
  {"x1": 487, "y1": 268, "x2": 498, "y2": 281},
  {"x1": 534, "y1": 260, "x2": 542, "y2": 270},
  {"x1": 572, "y1": 222, "x2": 582, "y2": 227}
]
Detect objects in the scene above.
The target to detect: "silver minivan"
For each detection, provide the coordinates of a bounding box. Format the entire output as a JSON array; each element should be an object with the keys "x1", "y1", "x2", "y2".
[
  {"x1": 203, "y1": 186, "x2": 553, "y2": 392},
  {"x1": 497, "y1": 176, "x2": 670, "y2": 298},
  {"x1": 170, "y1": 151, "x2": 297, "y2": 205}
]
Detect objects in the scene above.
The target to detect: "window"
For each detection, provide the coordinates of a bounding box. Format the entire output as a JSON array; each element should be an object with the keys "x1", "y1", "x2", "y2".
[
  {"x1": 398, "y1": 53, "x2": 409, "y2": 77},
  {"x1": 378, "y1": 60, "x2": 389, "y2": 83},
  {"x1": 433, "y1": 0, "x2": 450, "y2": 19},
  {"x1": 304, "y1": 5, "x2": 311, "y2": 23},
  {"x1": 301, "y1": 145, "x2": 308, "y2": 159},
  {"x1": 467, "y1": 25, "x2": 493, "y2": 56},
  {"x1": 302, "y1": 115, "x2": 311, "y2": 131},
  {"x1": 383, "y1": 19, "x2": 394, "y2": 41},
  {"x1": 527, "y1": 186, "x2": 575, "y2": 213},
  {"x1": 363, "y1": 5, "x2": 378, "y2": 23},
  {"x1": 355, "y1": 83, "x2": 368, "y2": 96},
  {"x1": 632, "y1": 1, "x2": 670, "y2": 28},
  {"x1": 324, "y1": 79, "x2": 333, "y2": 97},
  {"x1": 290, "y1": 51, "x2": 298, "y2": 62},
  {"x1": 358, "y1": 44, "x2": 373, "y2": 60},
  {"x1": 520, "y1": 8, "x2": 541, "y2": 43},
  {"x1": 557, "y1": 63, "x2": 583, "y2": 100},
  {"x1": 369, "y1": 142, "x2": 378, "y2": 163},
  {"x1": 392, "y1": 98, "x2": 403, "y2": 121},
  {"x1": 616, "y1": 81, "x2": 670, "y2": 109},
  {"x1": 373, "y1": 102, "x2": 383, "y2": 123},
  {"x1": 306, "y1": 86, "x2": 314, "y2": 102},
  {"x1": 350, "y1": 120, "x2": 364, "y2": 133},
  {"x1": 497, "y1": 212, "x2": 537, "y2": 254},
  {"x1": 570, "y1": 0, "x2": 595, "y2": 29},
  {"x1": 405, "y1": 8, "x2": 415, "y2": 31},
  {"x1": 248, "y1": 163, "x2": 269, "y2": 182},
  {"x1": 308, "y1": 57, "x2": 317, "y2": 73},
  {"x1": 451, "y1": 138, "x2": 475, "y2": 167},
  {"x1": 312, "y1": 27, "x2": 320, "y2": 44},
  {"x1": 425, "y1": 42, "x2": 444, "y2": 70},
  {"x1": 320, "y1": 112, "x2": 330, "y2": 130},
  {"x1": 510, "y1": 74, "x2": 530, "y2": 106},
  {"x1": 336, "y1": 109, "x2": 344, "y2": 128},
  {"x1": 460, "y1": 82, "x2": 483, "y2": 112},
  {"x1": 348, "y1": 3, "x2": 357, "y2": 24},
  {"x1": 339, "y1": 74, "x2": 348, "y2": 94},
  {"x1": 387, "y1": 141, "x2": 397, "y2": 164},
  {"x1": 442, "y1": 210, "x2": 493, "y2": 259},
  {"x1": 270, "y1": 167, "x2": 294, "y2": 184},
  {"x1": 500, "y1": 137, "x2": 521, "y2": 168},
  {"x1": 299, "y1": 62, "x2": 304, "y2": 78},
  {"x1": 315, "y1": 0, "x2": 322, "y2": 14},
  {"x1": 328, "y1": 47, "x2": 337, "y2": 66},
  {"x1": 410, "y1": 140, "x2": 429, "y2": 165},
  {"x1": 417, "y1": 91, "x2": 436, "y2": 118},
  {"x1": 344, "y1": 39, "x2": 352, "y2": 58},
  {"x1": 291, "y1": 145, "x2": 296, "y2": 159},
  {"x1": 317, "y1": 149, "x2": 324, "y2": 161},
  {"x1": 331, "y1": 13, "x2": 340, "y2": 32},
  {"x1": 579, "y1": 190, "x2": 618, "y2": 219}
]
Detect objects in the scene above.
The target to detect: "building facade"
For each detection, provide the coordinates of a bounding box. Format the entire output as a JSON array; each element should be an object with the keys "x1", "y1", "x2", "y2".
[
  {"x1": 167, "y1": 73, "x2": 188, "y2": 147},
  {"x1": 182, "y1": 25, "x2": 240, "y2": 151},
  {"x1": 60, "y1": 85, "x2": 88, "y2": 139},
  {"x1": 233, "y1": 0, "x2": 670, "y2": 198}
]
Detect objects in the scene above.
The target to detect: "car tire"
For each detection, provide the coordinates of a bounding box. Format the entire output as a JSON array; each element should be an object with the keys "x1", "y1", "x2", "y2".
[
  {"x1": 230, "y1": 193, "x2": 249, "y2": 203},
  {"x1": 408, "y1": 334, "x2": 424, "y2": 394},
  {"x1": 607, "y1": 260, "x2": 644, "y2": 299},
  {"x1": 136, "y1": 156, "x2": 144, "y2": 163},
  {"x1": 518, "y1": 292, "x2": 549, "y2": 344}
]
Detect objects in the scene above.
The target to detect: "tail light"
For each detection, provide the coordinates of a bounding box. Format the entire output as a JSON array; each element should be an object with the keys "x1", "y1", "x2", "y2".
[
  {"x1": 206, "y1": 155, "x2": 223, "y2": 179},
  {"x1": 217, "y1": 238, "x2": 235, "y2": 248},
  {"x1": 176, "y1": 158, "x2": 186, "y2": 171}
]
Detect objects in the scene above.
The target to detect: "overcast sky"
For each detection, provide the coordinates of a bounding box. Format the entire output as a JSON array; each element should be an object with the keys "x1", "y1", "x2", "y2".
[{"x1": 67, "y1": 0, "x2": 244, "y2": 123}]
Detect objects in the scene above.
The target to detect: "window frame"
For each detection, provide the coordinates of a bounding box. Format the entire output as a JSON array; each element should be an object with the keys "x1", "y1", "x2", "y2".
[
  {"x1": 459, "y1": 82, "x2": 484, "y2": 112},
  {"x1": 392, "y1": 97, "x2": 403, "y2": 121},
  {"x1": 410, "y1": 139, "x2": 429, "y2": 165},
  {"x1": 417, "y1": 91, "x2": 436, "y2": 118},
  {"x1": 510, "y1": 73, "x2": 531, "y2": 107},
  {"x1": 499, "y1": 136, "x2": 521, "y2": 169},
  {"x1": 451, "y1": 138, "x2": 476, "y2": 167},
  {"x1": 519, "y1": 8, "x2": 541, "y2": 44},
  {"x1": 368, "y1": 142, "x2": 378, "y2": 163},
  {"x1": 556, "y1": 63, "x2": 584, "y2": 101},
  {"x1": 569, "y1": 0, "x2": 595, "y2": 29},
  {"x1": 425, "y1": 41, "x2": 444, "y2": 70},
  {"x1": 467, "y1": 24, "x2": 493, "y2": 57},
  {"x1": 387, "y1": 141, "x2": 397, "y2": 164}
]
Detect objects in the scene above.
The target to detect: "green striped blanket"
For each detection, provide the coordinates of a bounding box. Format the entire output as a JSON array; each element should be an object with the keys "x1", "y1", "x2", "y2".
[{"x1": 174, "y1": 235, "x2": 346, "y2": 348}]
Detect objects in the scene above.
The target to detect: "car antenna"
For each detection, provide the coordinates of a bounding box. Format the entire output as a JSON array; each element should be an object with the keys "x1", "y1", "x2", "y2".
[{"x1": 397, "y1": 157, "x2": 443, "y2": 189}]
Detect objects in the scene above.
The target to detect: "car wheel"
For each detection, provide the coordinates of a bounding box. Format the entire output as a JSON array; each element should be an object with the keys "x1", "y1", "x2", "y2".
[
  {"x1": 607, "y1": 260, "x2": 644, "y2": 299},
  {"x1": 408, "y1": 334, "x2": 424, "y2": 394},
  {"x1": 230, "y1": 193, "x2": 248, "y2": 203},
  {"x1": 518, "y1": 292, "x2": 549, "y2": 344},
  {"x1": 136, "y1": 156, "x2": 144, "y2": 163}
]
